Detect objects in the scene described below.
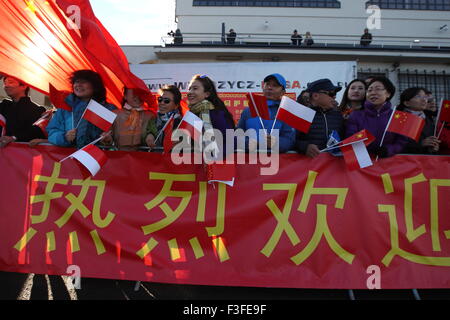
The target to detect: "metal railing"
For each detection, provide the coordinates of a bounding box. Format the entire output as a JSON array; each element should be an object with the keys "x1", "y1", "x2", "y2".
[{"x1": 161, "y1": 33, "x2": 450, "y2": 50}]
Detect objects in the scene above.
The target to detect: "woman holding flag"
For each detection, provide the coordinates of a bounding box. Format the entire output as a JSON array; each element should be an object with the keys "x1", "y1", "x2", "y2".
[
  {"x1": 345, "y1": 77, "x2": 409, "y2": 158},
  {"x1": 397, "y1": 87, "x2": 440, "y2": 154},
  {"x1": 46, "y1": 70, "x2": 117, "y2": 149},
  {"x1": 145, "y1": 85, "x2": 184, "y2": 151}
]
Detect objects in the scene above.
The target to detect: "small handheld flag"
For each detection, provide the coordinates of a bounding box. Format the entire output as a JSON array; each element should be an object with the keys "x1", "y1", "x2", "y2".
[
  {"x1": 80, "y1": 100, "x2": 117, "y2": 132},
  {"x1": 387, "y1": 110, "x2": 425, "y2": 142},
  {"x1": 276, "y1": 96, "x2": 316, "y2": 133}
]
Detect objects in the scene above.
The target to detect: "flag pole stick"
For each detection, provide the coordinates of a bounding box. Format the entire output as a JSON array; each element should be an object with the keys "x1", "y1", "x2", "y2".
[
  {"x1": 379, "y1": 105, "x2": 397, "y2": 149},
  {"x1": 437, "y1": 121, "x2": 446, "y2": 140},
  {"x1": 59, "y1": 135, "x2": 105, "y2": 163},
  {"x1": 75, "y1": 100, "x2": 90, "y2": 129},
  {"x1": 154, "y1": 114, "x2": 175, "y2": 144},
  {"x1": 434, "y1": 98, "x2": 444, "y2": 137},
  {"x1": 320, "y1": 138, "x2": 368, "y2": 153},
  {"x1": 269, "y1": 102, "x2": 282, "y2": 136},
  {"x1": 249, "y1": 93, "x2": 268, "y2": 135}
]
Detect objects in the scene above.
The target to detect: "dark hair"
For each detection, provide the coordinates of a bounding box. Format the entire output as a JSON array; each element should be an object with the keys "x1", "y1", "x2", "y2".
[
  {"x1": 367, "y1": 76, "x2": 396, "y2": 101},
  {"x1": 70, "y1": 70, "x2": 106, "y2": 103},
  {"x1": 190, "y1": 74, "x2": 235, "y2": 128},
  {"x1": 159, "y1": 85, "x2": 182, "y2": 106},
  {"x1": 296, "y1": 90, "x2": 310, "y2": 106},
  {"x1": 338, "y1": 79, "x2": 367, "y2": 111},
  {"x1": 398, "y1": 87, "x2": 427, "y2": 110}
]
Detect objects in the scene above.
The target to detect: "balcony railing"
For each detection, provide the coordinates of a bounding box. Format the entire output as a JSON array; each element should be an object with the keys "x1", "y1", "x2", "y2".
[{"x1": 160, "y1": 33, "x2": 450, "y2": 51}]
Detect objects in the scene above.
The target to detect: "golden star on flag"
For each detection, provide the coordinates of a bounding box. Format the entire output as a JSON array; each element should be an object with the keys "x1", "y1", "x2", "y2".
[
  {"x1": 24, "y1": 0, "x2": 36, "y2": 12},
  {"x1": 395, "y1": 114, "x2": 401, "y2": 119},
  {"x1": 445, "y1": 104, "x2": 450, "y2": 109},
  {"x1": 356, "y1": 134, "x2": 363, "y2": 138}
]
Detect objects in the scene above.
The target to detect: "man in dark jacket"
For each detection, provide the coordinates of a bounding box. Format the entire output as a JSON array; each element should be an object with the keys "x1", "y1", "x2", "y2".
[
  {"x1": 295, "y1": 78, "x2": 344, "y2": 158},
  {"x1": 360, "y1": 28, "x2": 373, "y2": 46},
  {"x1": 0, "y1": 76, "x2": 46, "y2": 147}
]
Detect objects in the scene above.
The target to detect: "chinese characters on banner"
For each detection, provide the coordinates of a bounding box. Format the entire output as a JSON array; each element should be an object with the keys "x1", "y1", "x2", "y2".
[{"x1": 0, "y1": 144, "x2": 449, "y2": 289}]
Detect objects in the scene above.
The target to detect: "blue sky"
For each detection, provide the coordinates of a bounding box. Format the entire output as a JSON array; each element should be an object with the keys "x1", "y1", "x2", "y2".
[{"x1": 90, "y1": 0, "x2": 176, "y2": 45}]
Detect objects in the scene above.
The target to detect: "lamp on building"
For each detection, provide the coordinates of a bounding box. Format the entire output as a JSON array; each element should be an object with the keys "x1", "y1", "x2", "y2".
[
  {"x1": 439, "y1": 24, "x2": 448, "y2": 32},
  {"x1": 413, "y1": 39, "x2": 421, "y2": 43}
]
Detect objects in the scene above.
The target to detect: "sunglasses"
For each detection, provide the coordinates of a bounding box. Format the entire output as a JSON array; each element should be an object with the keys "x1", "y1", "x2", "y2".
[{"x1": 158, "y1": 97, "x2": 172, "y2": 104}]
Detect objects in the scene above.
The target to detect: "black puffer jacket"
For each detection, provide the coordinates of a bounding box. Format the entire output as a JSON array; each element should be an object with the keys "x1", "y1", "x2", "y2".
[{"x1": 295, "y1": 106, "x2": 344, "y2": 154}]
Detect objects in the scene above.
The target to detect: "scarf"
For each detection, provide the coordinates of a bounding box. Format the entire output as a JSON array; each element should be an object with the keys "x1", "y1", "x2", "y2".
[{"x1": 123, "y1": 103, "x2": 144, "y2": 130}]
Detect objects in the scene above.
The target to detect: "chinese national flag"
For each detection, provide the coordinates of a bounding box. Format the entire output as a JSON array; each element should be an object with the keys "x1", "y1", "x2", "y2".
[
  {"x1": 163, "y1": 116, "x2": 174, "y2": 153},
  {"x1": 439, "y1": 100, "x2": 450, "y2": 123},
  {"x1": 387, "y1": 110, "x2": 425, "y2": 142},
  {"x1": 246, "y1": 93, "x2": 270, "y2": 120}
]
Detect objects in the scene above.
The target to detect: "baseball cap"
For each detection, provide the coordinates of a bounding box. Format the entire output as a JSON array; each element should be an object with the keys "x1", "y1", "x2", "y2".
[
  {"x1": 306, "y1": 78, "x2": 342, "y2": 93},
  {"x1": 263, "y1": 73, "x2": 286, "y2": 90}
]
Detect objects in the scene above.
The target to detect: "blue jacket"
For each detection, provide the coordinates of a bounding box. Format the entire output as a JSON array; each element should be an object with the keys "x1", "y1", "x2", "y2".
[
  {"x1": 236, "y1": 100, "x2": 296, "y2": 153},
  {"x1": 47, "y1": 94, "x2": 116, "y2": 149}
]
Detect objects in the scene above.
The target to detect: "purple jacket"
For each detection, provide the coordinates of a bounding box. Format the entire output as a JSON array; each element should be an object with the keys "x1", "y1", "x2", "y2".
[{"x1": 345, "y1": 101, "x2": 409, "y2": 157}]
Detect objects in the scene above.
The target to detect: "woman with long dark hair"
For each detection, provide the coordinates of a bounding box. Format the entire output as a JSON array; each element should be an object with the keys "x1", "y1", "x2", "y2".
[
  {"x1": 47, "y1": 69, "x2": 117, "y2": 149},
  {"x1": 339, "y1": 79, "x2": 367, "y2": 119}
]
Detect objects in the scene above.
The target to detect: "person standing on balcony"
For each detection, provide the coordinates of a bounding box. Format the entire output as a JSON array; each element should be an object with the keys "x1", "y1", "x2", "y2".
[
  {"x1": 174, "y1": 28, "x2": 183, "y2": 45},
  {"x1": 304, "y1": 31, "x2": 314, "y2": 46},
  {"x1": 227, "y1": 29, "x2": 237, "y2": 44},
  {"x1": 360, "y1": 28, "x2": 373, "y2": 46},
  {"x1": 291, "y1": 29, "x2": 302, "y2": 46}
]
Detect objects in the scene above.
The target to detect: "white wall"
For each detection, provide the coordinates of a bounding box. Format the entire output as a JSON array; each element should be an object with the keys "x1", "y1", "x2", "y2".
[{"x1": 175, "y1": 0, "x2": 450, "y2": 45}]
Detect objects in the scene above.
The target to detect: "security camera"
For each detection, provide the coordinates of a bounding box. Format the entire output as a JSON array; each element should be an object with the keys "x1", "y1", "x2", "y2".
[{"x1": 440, "y1": 24, "x2": 448, "y2": 31}]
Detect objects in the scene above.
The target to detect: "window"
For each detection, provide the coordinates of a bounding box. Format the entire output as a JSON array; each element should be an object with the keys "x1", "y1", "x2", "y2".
[
  {"x1": 398, "y1": 70, "x2": 450, "y2": 103},
  {"x1": 366, "y1": 0, "x2": 450, "y2": 11},
  {"x1": 192, "y1": 0, "x2": 341, "y2": 8}
]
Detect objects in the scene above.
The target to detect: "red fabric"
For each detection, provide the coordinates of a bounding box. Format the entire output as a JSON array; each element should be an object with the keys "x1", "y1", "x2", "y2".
[
  {"x1": 246, "y1": 93, "x2": 270, "y2": 120},
  {"x1": 163, "y1": 116, "x2": 174, "y2": 153},
  {"x1": 49, "y1": 84, "x2": 72, "y2": 111},
  {"x1": 1, "y1": 145, "x2": 450, "y2": 289},
  {"x1": 340, "y1": 129, "x2": 375, "y2": 146},
  {"x1": 439, "y1": 100, "x2": 450, "y2": 123},
  {"x1": 83, "y1": 143, "x2": 107, "y2": 167},
  {"x1": 0, "y1": 0, "x2": 155, "y2": 111},
  {"x1": 339, "y1": 130, "x2": 375, "y2": 170},
  {"x1": 32, "y1": 110, "x2": 54, "y2": 138},
  {"x1": 387, "y1": 110, "x2": 425, "y2": 142}
]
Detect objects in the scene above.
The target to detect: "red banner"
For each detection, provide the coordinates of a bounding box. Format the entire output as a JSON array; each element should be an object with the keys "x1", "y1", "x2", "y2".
[{"x1": 1, "y1": 144, "x2": 450, "y2": 289}]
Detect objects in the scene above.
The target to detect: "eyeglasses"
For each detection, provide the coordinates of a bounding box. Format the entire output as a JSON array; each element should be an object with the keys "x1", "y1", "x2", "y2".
[
  {"x1": 414, "y1": 95, "x2": 428, "y2": 100},
  {"x1": 158, "y1": 97, "x2": 172, "y2": 104},
  {"x1": 317, "y1": 91, "x2": 336, "y2": 97}
]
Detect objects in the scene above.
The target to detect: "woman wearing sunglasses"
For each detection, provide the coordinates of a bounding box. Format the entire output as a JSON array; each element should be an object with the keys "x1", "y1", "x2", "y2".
[
  {"x1": 102, "y1": 87, "x2": 155, "y2": 151},
  {"x1": 145, "y1": 85, "x2": 184, "y2": 150}
]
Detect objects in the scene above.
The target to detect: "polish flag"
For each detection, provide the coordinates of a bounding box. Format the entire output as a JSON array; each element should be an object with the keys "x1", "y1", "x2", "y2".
[
  {"x1": 276, "y1": 96, "x2": 316, "y2": 133},
  {"x1": 339, "y1": 130, "x2": 375, "y2": 170},
  {"x1": 178, "y1": 111, "x2": 203, "y2": 141},
  {"x1": 49, "y1": 84, "x2": 72, "y2": 111},
  {"x1": 246, "y1": 93, "x2": 270, "y2": 120},
  {"x1": 82, "y1": 100, "x2": 117, "y2": 132},
  {"x1": 33, "y1": 110, "x2": 53, "y2": 138},
  {"x1": 0, "y1": 114, "x2": 6, "y2": 136},
  {"x1": 68, "y1": 144, "x2": 107, "y2": 177}
]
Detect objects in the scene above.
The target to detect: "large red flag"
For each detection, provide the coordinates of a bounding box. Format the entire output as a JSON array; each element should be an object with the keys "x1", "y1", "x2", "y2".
[
  {"x1": 387, "y1": 110, "x2": 425, "y2": 142},
  {"x1": 49, "y1": 84, "x2": 72, "y2": 111},
  {"x1": 0, "y1": 0, "x2": 155, "y2": 111}
]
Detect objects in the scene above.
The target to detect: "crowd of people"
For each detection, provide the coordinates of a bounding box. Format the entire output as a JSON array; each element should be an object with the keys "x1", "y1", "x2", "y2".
[{"x1": 0, "y1": 70, "x2": 449, "y2": 158}]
